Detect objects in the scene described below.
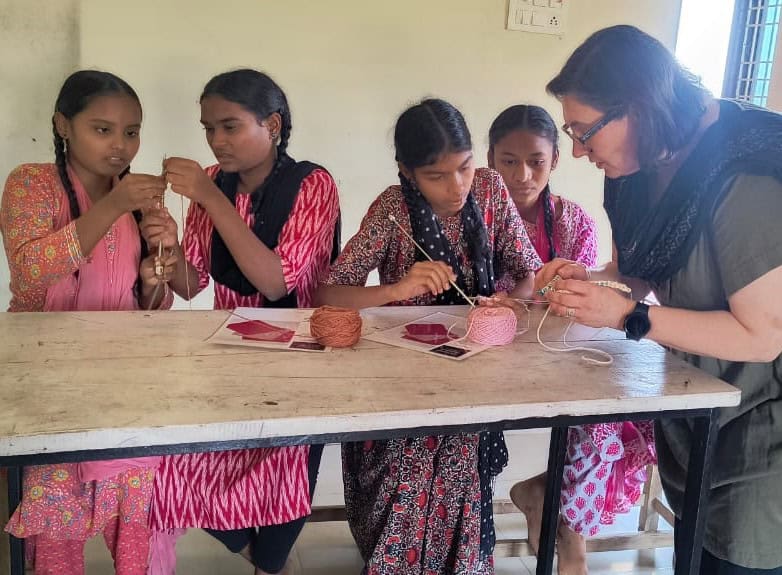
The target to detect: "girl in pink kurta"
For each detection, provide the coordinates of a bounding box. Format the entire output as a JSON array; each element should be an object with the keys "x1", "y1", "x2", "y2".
[
  {"x1": 488, "y1": 104, "x2": 656, "y2": 573},
  {"x1": 139, "y1": 69, "x2": 340, "y2": 575},
  {"x1": 1, "y1": 71, "x2": 173, "y2": 575}
]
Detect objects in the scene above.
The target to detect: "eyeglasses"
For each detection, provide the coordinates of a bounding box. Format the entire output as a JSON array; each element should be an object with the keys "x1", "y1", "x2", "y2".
[{"x1": 562, "y1": 110, "x2": 622, "y2": 146}]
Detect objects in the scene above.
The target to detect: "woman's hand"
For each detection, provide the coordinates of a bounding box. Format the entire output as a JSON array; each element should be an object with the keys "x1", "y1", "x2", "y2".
[
  {"x1": 534, "y1": 258, "x2": 590, "y2": 295},
  {"x1": 545, "y1": 278, "x2": 635, "y2": 329}
]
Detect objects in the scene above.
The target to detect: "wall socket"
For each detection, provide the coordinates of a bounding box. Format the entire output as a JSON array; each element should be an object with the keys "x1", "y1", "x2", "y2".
[{"x1": 507, "y1": 0, "x2": 568, "y2": 37}]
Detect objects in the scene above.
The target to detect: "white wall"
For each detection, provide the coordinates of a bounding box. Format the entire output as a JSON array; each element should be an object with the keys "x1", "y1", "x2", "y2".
[
  {"x1": 0, "y1": 0, "x2": 80, "y2": 309},
  {"x1": 0, "y1": 1, "x2": 685, "y2": 310},
  {"x1": 0, "y1": 4, "x2": 79, "y2": 566},
  {"x1": 76, "y1": 0, "x2": 683, "y2": 309},
  {"x1": 24, "y1": 4, "x2": 782, "y2": 313}
]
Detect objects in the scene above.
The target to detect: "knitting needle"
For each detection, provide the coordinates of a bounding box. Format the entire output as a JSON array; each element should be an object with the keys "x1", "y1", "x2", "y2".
[{"x1": 388, "y1": 214, "x2": 475, "y2": 307}]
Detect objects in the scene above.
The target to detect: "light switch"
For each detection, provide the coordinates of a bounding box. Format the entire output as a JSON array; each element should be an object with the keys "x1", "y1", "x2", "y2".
[
  {"x1": 507, "y1": 0, "x2": 568, "y2": 35},
  {"x1": 531, "y1": 11, "x2": 547, "y2": 26}
]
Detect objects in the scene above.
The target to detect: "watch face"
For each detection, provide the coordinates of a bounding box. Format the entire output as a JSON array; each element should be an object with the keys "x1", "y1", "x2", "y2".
[{"x1": 626, "y1": 312, "x2": 650, "y2": 339}]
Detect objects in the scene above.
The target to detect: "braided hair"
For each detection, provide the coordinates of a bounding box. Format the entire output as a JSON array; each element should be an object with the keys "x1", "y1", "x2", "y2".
[
  {"x1": 394, "y1": 98, "x2": 491, "y2": 270},
  {"x1": 201, "y1": 69, "x2": 292, "y2": 191},
  {"x1": 489, "y1": 105, "x2": 559, "y2": 261},
  {"x1": 53, "y1": 71, "x2": 140, "y2": 220}
]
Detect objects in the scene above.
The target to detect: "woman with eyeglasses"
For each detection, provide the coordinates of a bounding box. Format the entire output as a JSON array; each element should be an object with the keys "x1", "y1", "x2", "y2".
[{"x1": 538, "y1": 25, "x2": 782, "y2": 574}]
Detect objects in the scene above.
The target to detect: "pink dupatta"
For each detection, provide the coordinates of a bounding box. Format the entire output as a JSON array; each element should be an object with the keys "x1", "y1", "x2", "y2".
[{"x1": 45, "y1": 165, "x2": 160, "y2": 481}]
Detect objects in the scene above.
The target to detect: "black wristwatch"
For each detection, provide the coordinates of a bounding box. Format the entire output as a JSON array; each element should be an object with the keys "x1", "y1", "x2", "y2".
[{"x1": 623, "y1": 301, "x2": 651, "y2": 341}]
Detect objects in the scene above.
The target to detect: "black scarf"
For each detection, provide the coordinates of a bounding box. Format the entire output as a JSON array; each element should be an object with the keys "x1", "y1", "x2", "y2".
[
  {"x1": 400, "y1": 178, "x2": 495, "y2": 302},
  {"x1": 605, "y1": 100, "x2": 782, "y2": 284},
  {"x1": 401, "y1": 178, "x2": 508, "y2": 560},
  {"x1": 210, "y1": 155, "x2": 340, "y2": 307}
]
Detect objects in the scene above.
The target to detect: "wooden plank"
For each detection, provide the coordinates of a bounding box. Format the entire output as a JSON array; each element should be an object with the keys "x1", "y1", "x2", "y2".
[
  {"x1": 653, "y1": 498, "x2": 677, "y2": 528},
  {"x1": 0, "y1": 306, "x2": 622, "y2": 365},
  {"x1": 0, "y1": 308, "x2": 740, "y2": 457},
  {"x1": 310, "y1": 501, "x2": 675, "y2": 557},
  {"x1": 493, "y1": 532, "x2": 674, "y2": 558},
  {"x1": 638, "y1": 465, "x2": 663, "y2": 531}
]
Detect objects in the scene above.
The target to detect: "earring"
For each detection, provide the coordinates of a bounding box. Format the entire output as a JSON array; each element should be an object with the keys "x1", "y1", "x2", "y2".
[{"x1": 270, "y1": 131, "x2": 278, "y2": 140}]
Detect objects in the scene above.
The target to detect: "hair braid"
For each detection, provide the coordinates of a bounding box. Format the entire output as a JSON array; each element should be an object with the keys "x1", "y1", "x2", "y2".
[
  {"x1": 53, "y1": 119, "x2": 80, "y2": 220},
  {"x1": 540, "y1": 184, "x2": 557, "y2": 260}
]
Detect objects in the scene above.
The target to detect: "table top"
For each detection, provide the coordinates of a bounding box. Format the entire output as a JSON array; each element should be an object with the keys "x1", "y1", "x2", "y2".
[{"x1": 0, "y1": 306, "x2": 740, "y2": 457}]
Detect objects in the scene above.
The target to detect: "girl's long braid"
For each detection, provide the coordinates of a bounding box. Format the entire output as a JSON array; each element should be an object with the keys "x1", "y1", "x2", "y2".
[
  {"x1": 257, "y1": 106, "x2": 292, "y2": 198},
  {"x1": 53, "y1": 119, "x2": 80, "y2": 220},
  {"x1": 540, "y1": 184, "x2": 557, "y2": 261}
]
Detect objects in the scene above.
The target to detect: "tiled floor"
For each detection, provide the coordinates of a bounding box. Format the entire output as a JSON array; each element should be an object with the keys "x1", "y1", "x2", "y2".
[
  {"x1": 83, "y1": 438, "x2": 675, "y2": 573},
  {"x1": 84, "y1": 505, "x2": 674, "y2": 574}
]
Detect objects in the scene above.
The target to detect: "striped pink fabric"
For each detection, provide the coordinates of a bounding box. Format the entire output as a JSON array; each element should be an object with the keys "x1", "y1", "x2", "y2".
[
  {"x1": 181, "y1": 166, "x2": 340, "y2": 309},
  {"x1": 150, "y1": 448, "x2": 311, "y2": 530},
  {"x1": 149, "y1": 165, "x2": 339, "y2": 531}
]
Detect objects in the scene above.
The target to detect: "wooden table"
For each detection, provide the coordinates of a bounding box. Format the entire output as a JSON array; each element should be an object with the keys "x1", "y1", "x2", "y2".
[{"x1": 0, "y1": 307, "x2": 740, "y2": 575}]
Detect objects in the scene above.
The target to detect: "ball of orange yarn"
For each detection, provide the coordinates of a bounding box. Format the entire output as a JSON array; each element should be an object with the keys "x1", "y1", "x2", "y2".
[{"x1": 309, "y1": 306, "x2": 362, "y2": 348}]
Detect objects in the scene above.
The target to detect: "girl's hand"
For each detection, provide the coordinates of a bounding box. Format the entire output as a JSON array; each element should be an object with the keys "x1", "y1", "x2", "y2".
[
  {"x1": 140, "y1": 207, "x2": 179, "y2": 250},
  {"x1": 391, "y1": 261, "x2": 456, "y2": 302},
  {"x1": 546, "y1": 278, "x2": 635, "y2": 329},
  {"x1": 109, "y1": 174, "x2": 166, "y2": 213},
  {"x1": 139, "y1": 251, "x2": 178, "y2": 289},
  {"x1": 163, "y1": 157, "x2": 220, "y2": 204}
]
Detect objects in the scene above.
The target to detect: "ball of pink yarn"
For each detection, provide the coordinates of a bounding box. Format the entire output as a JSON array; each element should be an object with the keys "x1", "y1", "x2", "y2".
[{"x1": 466, "y1": 306, "x2": 517, "y2": 346}]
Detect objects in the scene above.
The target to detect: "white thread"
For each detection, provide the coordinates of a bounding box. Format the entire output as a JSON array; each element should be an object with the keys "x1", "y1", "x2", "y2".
[
  {"x1": 536, "y1": 305, "x2": 614, "y2": 366},
  {"x1": 147, "y1": 190, "x2": 166, "y2": 312},
  {"x1": 533, "y1": 280, "x2": 632, "y2": 366},
  {"x1": 589, "y1": 280, "x2": 632, "y2": 294},
  {"x1": 182, "y1": 193, "x2": 192, "y2": 310}
]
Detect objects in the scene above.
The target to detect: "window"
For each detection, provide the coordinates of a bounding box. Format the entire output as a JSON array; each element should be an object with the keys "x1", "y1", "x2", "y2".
[{"x1": 724, "y1": 0, "x2": 781, "y2": 106}]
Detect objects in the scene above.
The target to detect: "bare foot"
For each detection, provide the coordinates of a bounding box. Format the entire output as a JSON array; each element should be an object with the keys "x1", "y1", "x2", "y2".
[
  {"x1": 510, "y1": 473, "x2": 546, "y2": 554},
  {"x1": 556, "y1": 522, "x2": 588, "y2": 575}
]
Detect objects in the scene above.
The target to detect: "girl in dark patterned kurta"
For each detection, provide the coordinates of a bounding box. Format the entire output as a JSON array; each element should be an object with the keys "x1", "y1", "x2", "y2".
[{"x1": 317, "y1": 99, "x2": 542, "y2": 574}]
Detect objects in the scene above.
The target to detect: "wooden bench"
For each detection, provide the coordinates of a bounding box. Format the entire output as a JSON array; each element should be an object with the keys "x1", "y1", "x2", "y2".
[{"x1": 309, "y1": 464, "x2": 674, "y2": 557}]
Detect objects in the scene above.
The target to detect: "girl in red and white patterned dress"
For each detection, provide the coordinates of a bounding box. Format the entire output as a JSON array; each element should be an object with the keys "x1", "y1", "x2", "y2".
[
  {"x1": 487, "y1": 105, "x2": 656, "y2": 574},
  {"x1": 140, "y1": 69, "x2": 340, "y2": 575},
  {"x1": 317, "y1": 99, "x2": 541, "y2": 575}
]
